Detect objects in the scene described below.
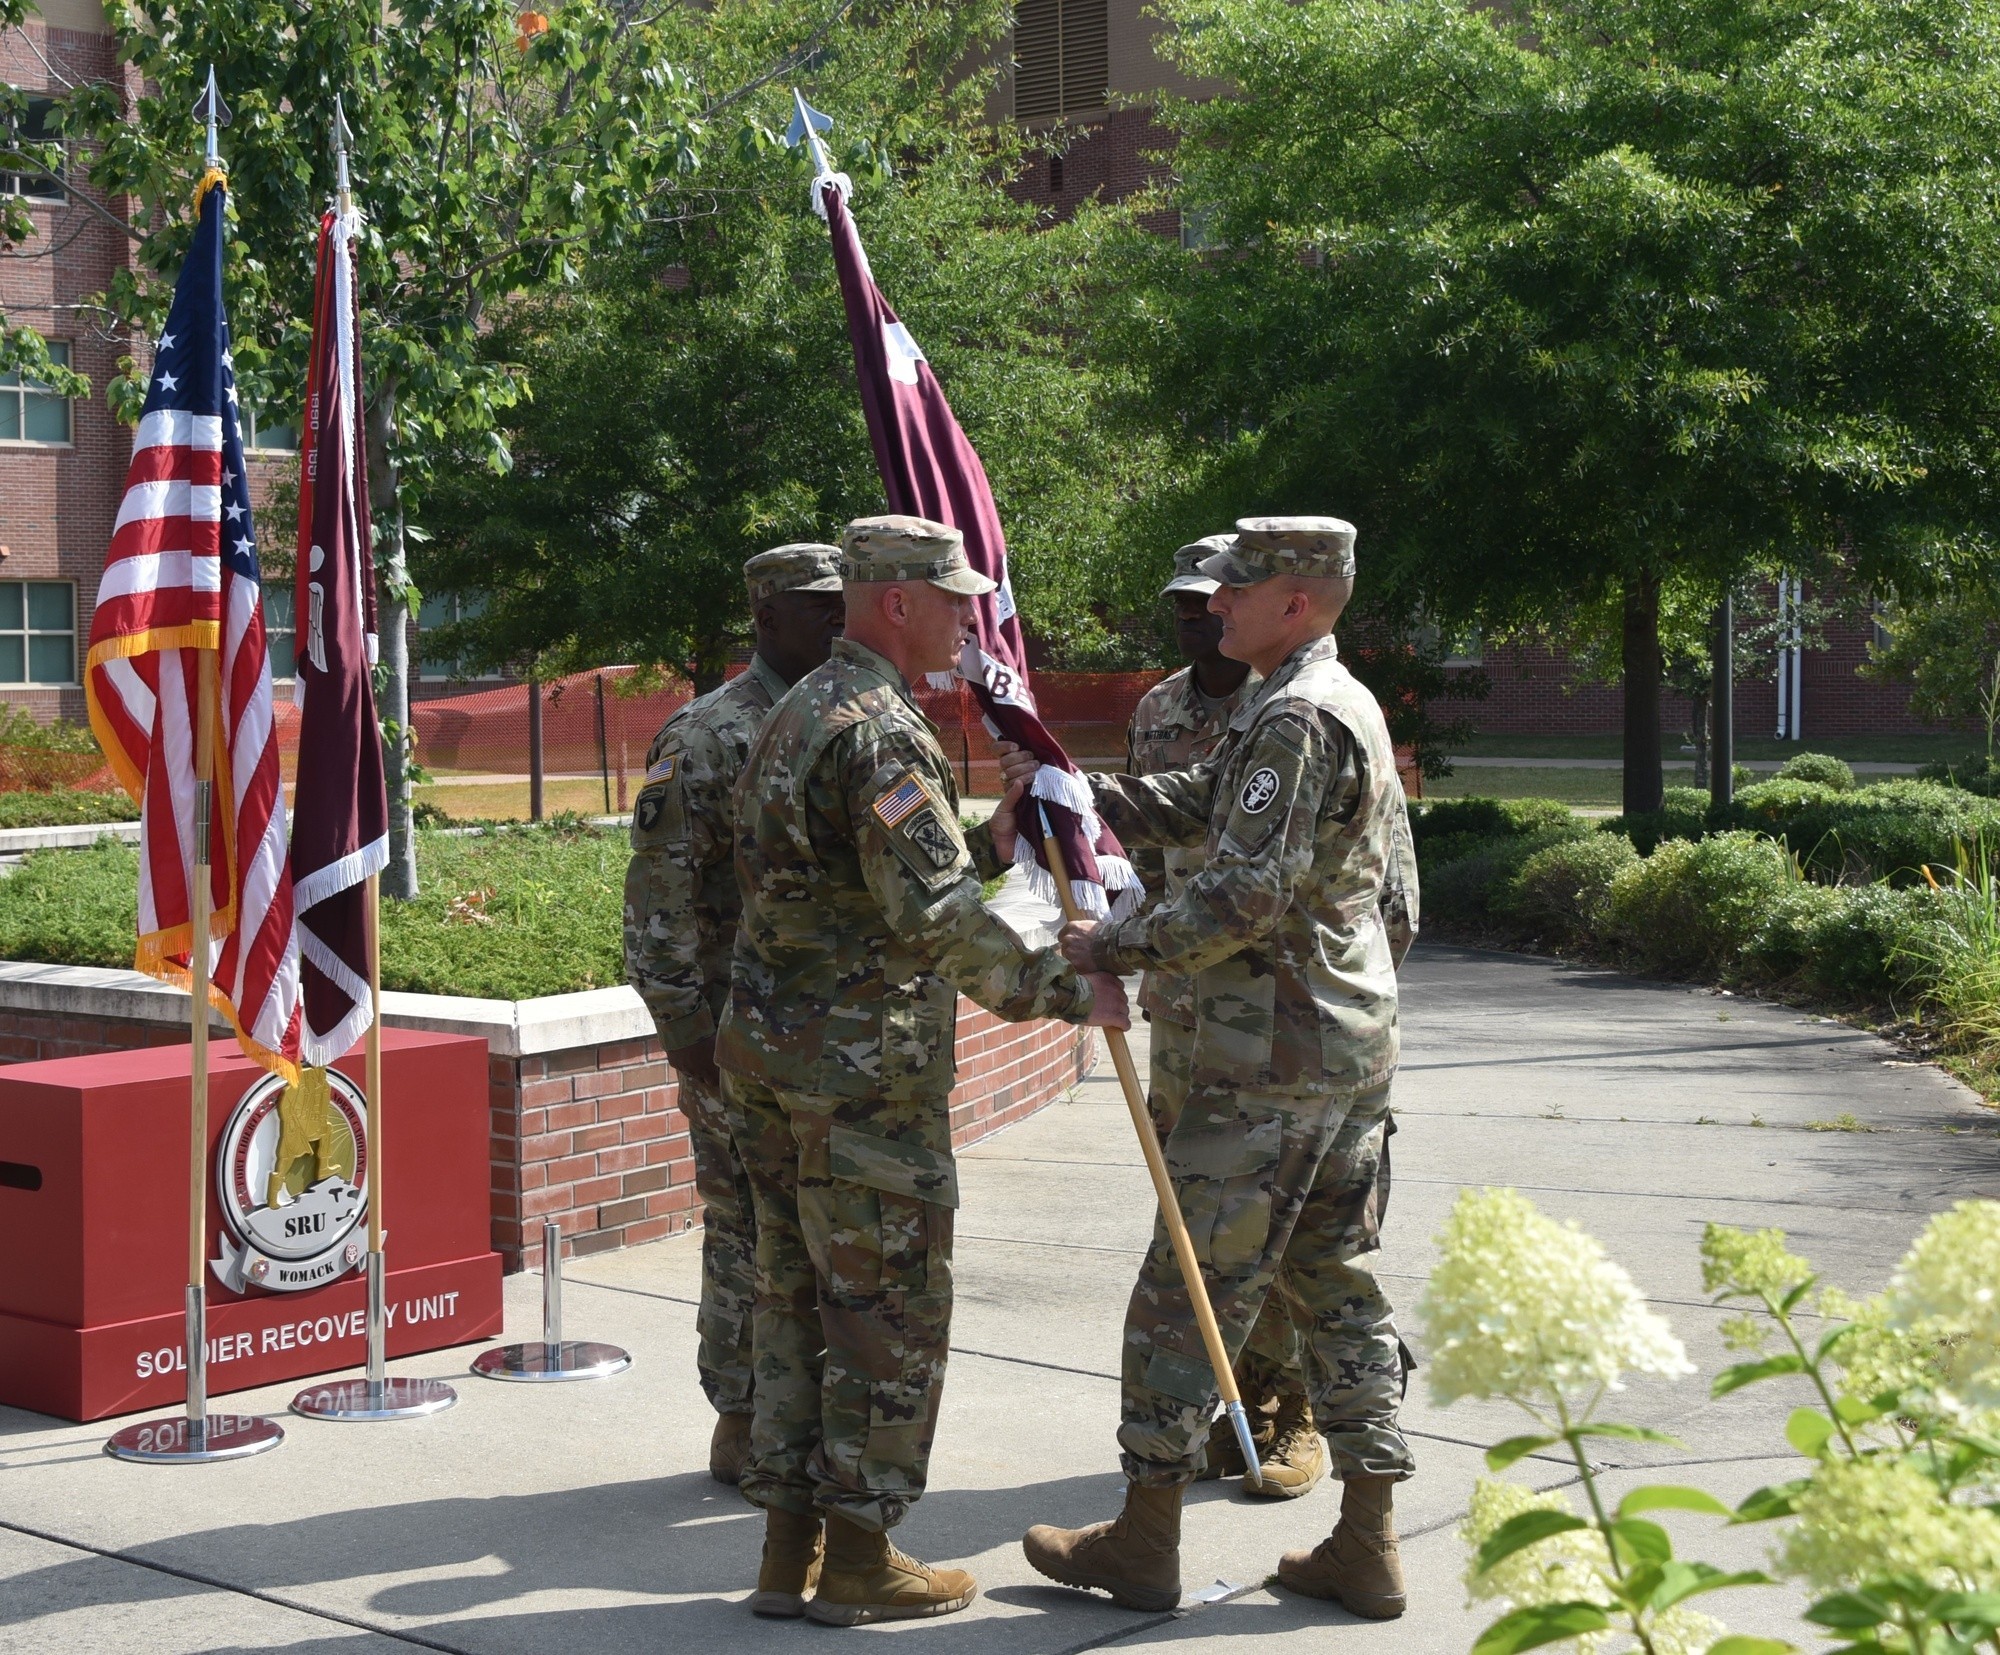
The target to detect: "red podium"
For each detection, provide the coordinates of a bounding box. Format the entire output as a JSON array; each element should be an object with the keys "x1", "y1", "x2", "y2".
[{"x1": 0, "y1": 1029, "x2": 503, "y2": 1422}]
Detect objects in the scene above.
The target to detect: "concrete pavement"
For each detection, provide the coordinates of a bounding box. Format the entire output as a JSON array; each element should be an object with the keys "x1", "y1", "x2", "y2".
[{"x1": 2, "y1": 943, "x2": 1994, "y2": 1654}]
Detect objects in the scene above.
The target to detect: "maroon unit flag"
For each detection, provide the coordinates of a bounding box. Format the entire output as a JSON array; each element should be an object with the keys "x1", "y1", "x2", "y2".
[
  {"x1": 290, "y1": 205, "x2": 387, "y2": 1064},
  {"x1": 817, "y1": 173, "x2": 1137, "y2": 917}
]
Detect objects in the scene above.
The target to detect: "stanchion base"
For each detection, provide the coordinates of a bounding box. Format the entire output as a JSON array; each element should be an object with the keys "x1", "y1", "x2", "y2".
[
  {"x1": 289, "y1": 1376, "x2": 459, "y2": 1421},
  {"x1": 104, "y1": 1413, "x2": 285, "y2": 1464},
  {"x1": 471, "y1": 1340, "x2": 631, "y2": 1382}
]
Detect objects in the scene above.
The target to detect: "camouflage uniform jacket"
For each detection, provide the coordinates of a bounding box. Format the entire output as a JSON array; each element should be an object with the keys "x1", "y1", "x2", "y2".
[
  {"x1": 624, "y1": 653, "x2": 790, "y2": 1050},
  {"x1": 1125, "y1": 664, "x2": 1260, "y2": 1028},
  {"x1": 716, "y1": 637, "x2": 1095, "y2": 1103},
  {"x1": 1087, "y1": 634, "x2": 1419, "y2": 1094}
]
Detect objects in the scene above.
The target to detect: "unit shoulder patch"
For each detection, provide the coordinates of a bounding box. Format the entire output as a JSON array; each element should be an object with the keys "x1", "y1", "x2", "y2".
[
  {"x1": 904, "y1": 809, "x2": 959, "y2": 869},
  {"x1": 1239, "y1": 766, "x2": 1281, "y2": 814}
]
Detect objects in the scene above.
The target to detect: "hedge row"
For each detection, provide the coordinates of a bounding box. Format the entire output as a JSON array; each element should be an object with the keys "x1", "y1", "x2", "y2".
[{"x1": 1413, "y1": 796, "x2": 1956, "y2": 1014}]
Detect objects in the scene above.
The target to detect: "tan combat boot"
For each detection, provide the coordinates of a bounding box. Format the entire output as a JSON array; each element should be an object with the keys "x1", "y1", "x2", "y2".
[
  {"x1": 1245, "y1": 1394, "x2": 1327, "y2": 1500},
  {"x1": 1021, "y1": 1482, "x2": 1183, "y2": 1612},
  {"x1": 749, "y1": 1507, "x2": 823, "y2": 1618},
  {"x1": 709, "y1": 1411, "x2": 752, "y2": 1485},
  {"x1": 805, "y1": 1511, "x2": 979, "y2": 1625},
  {"x1": 1276, "y1": 1474, "x2": 1406, "y2": 1619}
]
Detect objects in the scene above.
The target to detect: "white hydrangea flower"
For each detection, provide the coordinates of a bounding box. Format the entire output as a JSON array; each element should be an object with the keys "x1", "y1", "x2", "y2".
[
  {"x1": 1420, "y1": 1188, "x2": 1694, "y2": 1407},
  {"x1": 1885, "y1": 1199, "x2": 2000, "y2": 1414},
  {"x1": 1461, "y1": 1478, "x2": 1726, "y2": 1655},
  {"x1": 1780, "y1": 1455, "x2": 2000, "y2": 1595}
]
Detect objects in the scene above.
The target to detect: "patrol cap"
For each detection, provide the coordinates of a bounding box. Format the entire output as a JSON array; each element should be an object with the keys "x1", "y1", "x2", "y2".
[
  {"x1": 1198, "y1": 516, "x2": 1358, "y2": 586},
  {"x1": 840, "y1": 514, "x2": 996, "y2": 596},
  {"x1": 744, "y1": 543, "x2": 843, "y2": 605},
  {"x1": 1162, "y1": 534, "x2": 1235, "y2": 598}
]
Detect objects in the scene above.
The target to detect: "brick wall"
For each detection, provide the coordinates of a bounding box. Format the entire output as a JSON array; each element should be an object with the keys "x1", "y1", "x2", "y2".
[{"x1": 489, "y1": 1005, "x2": 1097, "y2": 1272}]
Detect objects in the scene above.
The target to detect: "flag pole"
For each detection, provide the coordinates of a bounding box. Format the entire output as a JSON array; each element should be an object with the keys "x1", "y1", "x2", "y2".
[
  {"x1": 290, "y1": 93, "x2": 455, "y2": 1422},
  {"x1": 1035, "y1": 802, "x2": 1263, "y2": 1485},
  {"x1": 106, "y1": 71, "x2": 286, "y2": 1461}
]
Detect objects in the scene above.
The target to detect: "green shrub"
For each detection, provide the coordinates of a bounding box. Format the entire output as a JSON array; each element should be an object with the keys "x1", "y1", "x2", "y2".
[
  {"x1": 1731, "y1": 777, "x2": 1841, "y2": 828},
  {"x1": 1599, "y1": 787, "x2": 1710, "y2": 855},
  {"x1": 1916, "y1": 753, "x2": 2000, "y2": 796},
  {"x1": 1740, "y1": 881, "x2": 1940, "y2": 1003},
  {"x1": 0, "y1": 790, "x2": 139, "y2": 828},
  {"x1": 1775, "y1": 751, "x2": 1856, "y2": 790},
  {"x1": 1770, "y1": 780, "x2": 2000, "y2": 882},
  {"x1": 0, "y1": 708, "x2": 103, "y2": 754},
  {"x1": 1496, "y1": 833, "x2": 1638, "y2": 946},
  {"x1": 1411, "y1": 796, "x2": 1577, "y2": 868},
  {"x1": 1422, "y1": 824, "x2": 1589, "y2": 929},
  {"x1": 0, "y1": 838, "x2": 140, "y2": 966},
  {"x1": 1604, "y1": 831, "x2": 1801, "y2": 976}
]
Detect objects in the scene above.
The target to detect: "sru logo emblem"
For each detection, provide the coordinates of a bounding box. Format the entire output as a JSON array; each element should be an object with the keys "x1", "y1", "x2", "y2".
[{"x1": 1239, "y1": 766, "x2": 1281, "y2": 814}]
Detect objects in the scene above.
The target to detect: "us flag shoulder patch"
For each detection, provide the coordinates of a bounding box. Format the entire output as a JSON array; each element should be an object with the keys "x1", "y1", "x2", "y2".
[
  {"x1": 872, "y1": 772, "x2": 928, "y2": 830},
  {"x1": 646, "y1": 752, "x2": 678, "y2": 784}
]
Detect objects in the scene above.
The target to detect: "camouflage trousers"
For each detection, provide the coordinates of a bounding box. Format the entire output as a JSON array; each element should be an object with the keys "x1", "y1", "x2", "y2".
[
  {"x1": 1120, "y1": 1066, "x2": 1413, "y2": 1488},
  {"x1": 722, "y1": 1070, "x2": 956, "y2": 1533},
  {"x1": 681, "y1": 1072, "x2": 757, "y2": 1416},
  {"x1": 1148, "y1": 1016, "x2": 1308, "y2": 1417}
]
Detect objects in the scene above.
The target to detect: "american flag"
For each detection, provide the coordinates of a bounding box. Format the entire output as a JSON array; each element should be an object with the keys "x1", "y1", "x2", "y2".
[{"x1": 84, "y1": 176, "x2": 303, "y2": 1079}]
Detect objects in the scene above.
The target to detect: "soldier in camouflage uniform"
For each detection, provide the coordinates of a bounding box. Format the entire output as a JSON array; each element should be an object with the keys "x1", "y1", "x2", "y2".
[
  {"x1": 717, "y1": 514, "x2": 1130, "y2": 1627},
  {"x1": 1013, "y1": 516, "x2": 1421, "y2": 1622},
  {"x1": 624, "y1": 544, "x2": 845, "y2": 1485},
  {"x1": 1130, "y1": 538, "x2": 1322, "y2": 1501}
]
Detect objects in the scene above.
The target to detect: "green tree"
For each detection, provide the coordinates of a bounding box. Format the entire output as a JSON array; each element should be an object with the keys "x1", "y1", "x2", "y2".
[
  {"x1": 1870, "y1": 576, "x2": 2000, "y2": 761},
  {"x1": 417, "y1": 4, "x2": 1175, "y2": 687},
  {"x1": 1110, "y1": 0, "x2": 2000, "y2": 813},
  {"x1": 61, "y1": 0, "x2": 711, "y2": 894}
]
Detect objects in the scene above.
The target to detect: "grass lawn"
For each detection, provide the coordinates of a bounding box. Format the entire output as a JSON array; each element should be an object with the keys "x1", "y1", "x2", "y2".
[
  {"x1": 1426, "y1": 766, "x2": 1629, "y2": 806},
  {"x1": 0, "y1": 823, "x2": 627, "y2": 1000},
  {"x1": 1452, "y1": 731, "x2": 1969, "y2": 764},
  {"x1": 0, "y1": 790, "x2": 140, "y2": 828},
  {"x1": 415, "y1": 778, "x2": 621, "y2": 824}
]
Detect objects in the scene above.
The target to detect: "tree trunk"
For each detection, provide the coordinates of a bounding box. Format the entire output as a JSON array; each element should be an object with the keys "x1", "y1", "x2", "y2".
[
  {"x1": 1622, "y1": 571, "x2": 1664, "y2": 816},
  {"x1": 364, "y1": 387, "x2": 419, "y2": 900},
  {"x1": 1690, "y1": 690, "x2": 1710, "y2": 790}
]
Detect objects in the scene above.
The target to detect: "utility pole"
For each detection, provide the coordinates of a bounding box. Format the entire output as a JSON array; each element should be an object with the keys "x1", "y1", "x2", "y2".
[{"x1": 1710, "y1": 593, "x2": 1735, "y2": 811}]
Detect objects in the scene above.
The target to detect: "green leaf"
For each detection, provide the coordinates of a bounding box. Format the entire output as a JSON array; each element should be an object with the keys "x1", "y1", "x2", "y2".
[
  {"x1": 1815, "y1": 1323, "x2": 1856, "y2": 1363},
  {"x1": 1618, "y1": 1484, "x2": 1736, "y2": 1519},
  {"x1": 1712, "y1": 1353, "x2": 1806, "y2": 1396},
  {"x1": 1572, "y1": 1422, "x2": 1686, "y2": 1447},
  {"x1": 1649, "y1": 1562, "x2": 1775, "y2": 1611},
  {"x1": 1470, "y1": 1601, "x2": 1614, "y2": 1655},
  {"x1": 1474, "y1": 1509, "x2": 1590, "y2": 1576},
  {"x1": 1933, "y1": 1591, "x2": 2000, "y2": 1631},
  {"x1": 1780, "y1": 1275, "x2": 1819, "y2": 1313},
  {"x1": 1485, "y1": 1434, "x2": 1558, "y2": 1470},
  {"x1": 1608, "y1": 1517, "x2": 1672, "y2": 1567},
  {"x1": 1785, "y1": 1406, "x2": 1836, "y2": 1458},
  {"x1": 1705, "y1": 1639, "x2": 1797, "y2": 1655},
  {"x1": 1832, "y1": 1392, "x2": 1886, "y2": 1425},
  {"x1": 1806, "y1": 1591, "x2": 1892, "y2": 1629},
  {"x1": 1733, "y1": 1478, "x2": 1811, "y2": 1523}
]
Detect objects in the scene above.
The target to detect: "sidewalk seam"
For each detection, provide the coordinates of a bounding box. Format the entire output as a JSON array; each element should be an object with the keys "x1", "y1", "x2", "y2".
[{"x1": 0, "y1": 1515, "x2": 470, "y2": 1654}]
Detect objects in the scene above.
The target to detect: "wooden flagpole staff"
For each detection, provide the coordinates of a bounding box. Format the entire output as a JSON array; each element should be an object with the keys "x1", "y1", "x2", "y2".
[{"x1": 1035, "y1": 802, "x2": 1262, "y2": 1485}]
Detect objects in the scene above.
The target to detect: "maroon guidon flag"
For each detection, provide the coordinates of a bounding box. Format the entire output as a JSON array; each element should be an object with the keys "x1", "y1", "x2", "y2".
[
  {"x1": 803, "y1": 107, "x2": 1137, "y2": 917},
  {"x1": 289, "y1": 202, "x2": 387, "y2": 1065}
]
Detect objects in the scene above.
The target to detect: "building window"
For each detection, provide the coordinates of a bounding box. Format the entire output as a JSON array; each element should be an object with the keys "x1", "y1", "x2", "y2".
[
  {"x1": 418, "y1": 592, "x2": 501, "y2": 682},
  {"x1": 1, "y1": 97, "x2": 64, "y2": 201},
  {"x1": 266, "y1": 585, "x2": 297, "y2": 680},
  {"x1": 0, "y1": 582, "x2": 75, "y2": 684},
  {"x1": 0, "y1": 340, "x2": 73, "y2": 444},
  {"x1": 1013, "y1": 0, "x2": 1109, "y2": 121},
  {"x1": 243, "y1": 405, "x2": 299, "y2": 453}
]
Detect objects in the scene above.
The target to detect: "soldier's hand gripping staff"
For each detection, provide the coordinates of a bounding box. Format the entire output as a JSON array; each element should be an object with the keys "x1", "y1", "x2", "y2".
[
  {"x1": 623, "y1": 545, "x2": 845, "y2": 1484},
  {"x1": 716, "y1": 514, "x2": 1130, "y2": 1627},
  {"x1": 1005, "y1": 516, "x2": 1422, "y2": 1622}
]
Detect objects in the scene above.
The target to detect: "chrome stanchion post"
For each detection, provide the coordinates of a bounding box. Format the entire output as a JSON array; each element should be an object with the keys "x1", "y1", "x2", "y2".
[
  {"x1": 472, "y1": 1218, "x2": 630, "y2": 1382},
  {"x1": 290, "y1": 1244, "x2": 458, "y2": 1422},
  {"x1": 184, "y1": 1283, "x2": 207, "y2": 1437},
  {"x1": 367, "y1": 1248, "x2": 387, "y2": 1394}
]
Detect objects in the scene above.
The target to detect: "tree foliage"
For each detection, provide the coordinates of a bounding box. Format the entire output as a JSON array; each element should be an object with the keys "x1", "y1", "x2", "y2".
[
  {"x1": 418, "y1": 2, "x2": 1174, "y2": 686},
  {"x1": 1106, "y1": 0, "x2": 2000, "y2": 803}
]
